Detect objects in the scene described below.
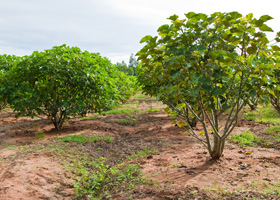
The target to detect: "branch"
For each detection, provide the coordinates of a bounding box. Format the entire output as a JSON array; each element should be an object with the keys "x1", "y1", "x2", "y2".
[
  {"x1": 165, "y1": 100, "x2": 208, "y2": 147},
  {"x1": 197, "y1": 96, "x2": 213, "y2": 152},
  {"x1": 184, "y1": 100, "x2": 203, "y2": 122}
]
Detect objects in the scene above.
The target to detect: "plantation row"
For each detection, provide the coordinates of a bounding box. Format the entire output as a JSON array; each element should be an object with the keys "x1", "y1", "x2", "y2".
[
  {"x1": 0, "y1": 44, "x2": 138, "y2": 130},
  {"x1": 1, "y1": 12, "x2": 280, "y2": 160},
  {"x1": 136, "y1": 12, "x2": 280, "y2": 159}
]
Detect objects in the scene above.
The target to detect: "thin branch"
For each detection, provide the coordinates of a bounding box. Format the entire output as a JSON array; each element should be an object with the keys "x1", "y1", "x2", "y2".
[
  {"x1": 205, "y1": 111, "x2": 221, "y2": 139},
  {"x1": 224, "y1": 101, "x2": 246, "y2": 139},
  {"x1": 184, "y1": 100, "x2": 203, "y2": 122},
  {"x1": 197, "y1": 96, "x2": 213, "y2": 152},
  {"x1": 165, "y1": 100, "x2": 208, "y2": 147},
  {"x1": 224, "y1": 101, "x2": 238, "y2": 134}
]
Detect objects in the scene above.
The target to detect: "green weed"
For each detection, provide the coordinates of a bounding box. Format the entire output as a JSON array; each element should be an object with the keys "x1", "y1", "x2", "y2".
[
  {"x1": 101, "y1": 108, "x2": 141, "y2": 115},
  {"x1": 265, "y1": 126, "x2": 280, "y2": 141},
  {"x1": 105, "y1": 137, "x2": 114, "y2": 143},
  {"x1": 36, "y1": 145, "x2": 45, "y2": 150},
  {"x1": 117, "y1": 119, "x2": 138, "y2": 125},
  {"x1": 61, "y1": 135, "x2": 113, "y2": 144},
  {"x1": 80, "y1": 116, "x2": 100, "y2": 121},
  {"x1": 35, "y1": 132, "x2": 45, "y2": 138},
  {"x1": 229, "y1": 131, "x2": 264, "y2": 147},
  {"x1": 134, "y1": 94, "x2": 149, "y2": 99},
  {"x1": 127, "y1": 148, "x2": 157, "y2": 161},
  {"x1": 127, "y1": 113, "x2": 137, "y2": 118},
  {"x1": 145, "y1": 108, "x2": 160, "y2": 113},
  {"x1": 245, "y1": 106, "x2": 280, "y2": 124},
  {"x1": 119, "y1": 102, "x2": 139, "y2": 108},
  {"x1": 5, "y1": 145, "x2": 17, "y2": 150},
  {"x1": 74, "y1": 157, "x2": 144, "y2": 199}
]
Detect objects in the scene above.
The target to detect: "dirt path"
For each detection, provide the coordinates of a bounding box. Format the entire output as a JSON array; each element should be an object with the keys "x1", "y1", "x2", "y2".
[{"x1": 0, "y1": 95, "x2": 280, "y2": 199}]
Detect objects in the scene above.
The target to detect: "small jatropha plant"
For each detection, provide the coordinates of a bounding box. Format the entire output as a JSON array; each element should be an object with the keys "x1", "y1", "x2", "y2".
[{"x1": 137, "y1": 12, "x2": 277, "y2": 159}]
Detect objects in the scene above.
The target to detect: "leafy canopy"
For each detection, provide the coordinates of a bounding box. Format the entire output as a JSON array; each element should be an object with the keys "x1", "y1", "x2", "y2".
[
  {"x1": 137, "y1": 12, "x2": 275, "y2": 159},
  {"x1": 2, "y1": 44, "x2": 137, "y2": 130}
]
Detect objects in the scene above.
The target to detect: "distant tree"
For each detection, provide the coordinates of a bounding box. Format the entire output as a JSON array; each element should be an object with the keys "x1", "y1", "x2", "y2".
[
  {"x1": 116, "y1": 61, "x2": 128, "y2": 73},
  {"x1": 128, "y1": 53, "x2": 139, "y2": 76},
  {"x1": 116, "y1": 55, "x2": 138, "y2": 76},
  {"x1": 128, "y1": 53, "x2": 138, "y2": 68}
]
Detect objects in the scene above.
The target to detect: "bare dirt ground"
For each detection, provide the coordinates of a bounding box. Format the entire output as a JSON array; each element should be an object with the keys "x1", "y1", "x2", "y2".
[{"x1": 0, "y1": 95, "x2": 279, "y2": 200}]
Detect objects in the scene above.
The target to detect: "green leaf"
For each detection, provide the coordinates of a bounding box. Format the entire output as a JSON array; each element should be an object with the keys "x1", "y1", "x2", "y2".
[
  {"x1": 185, "y1": 12, "x2": 196, "y2": 19},
  {"x1": 177, "y1": 121, "x2": 187, "y2": 127},
  {"x1": 259, "y1": 24, "x2": 273, "y2": 32},
  {"x1": 199, "y1": 131, "x2": 205, "y2": 136},
  {"x1": 246, "y1": 13, "x2": 254, "y2": 20},
  {"x1": 230, "y1": 11, "x2": 242, "y2": 19},
  {"x1": 157, "y1": 24, "x2": 169, "y2": 32},
  {"x1": 259, "y1": 15, "x2": 273, "y2": 22},
  {"x1": 272, "y1": 45, "x2": 280, "y2": 51},
  {"x1": 140, "y1": 35, "x2": 153, "y2": 43},
  {"x1": 247, "y1": 45, "x2": 257, "y2": 55},
  {"x1": 168, "y1": 14, "x2": 179, "y2": 21},
  {"x1": 164, "y1": 106, "x2": 170, "y2": 113}
]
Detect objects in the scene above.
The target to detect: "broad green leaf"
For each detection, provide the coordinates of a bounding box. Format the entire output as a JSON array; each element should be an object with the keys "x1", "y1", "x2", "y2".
[
  {"x1": 168, "y1": 14, "x2": 179, "y2": 21},
  {"x1": 247, "y1": 45, "x2": 257, "y2": 55},
  {"x1": 157, "y1": 24, "x2": 170, "y2": 32},
  {"x1": 164, "y1": 106, "x2": 170, "y2": 113},
  {"x1": 185, "y1": 12, "x2": 196, "y2": 19},
  {"x1": 272, "y1": 45, "x2": 280, "y2": 51},
  {"x1": 230, "y1": 11, "x2": 242, "y2": 19},
  {"x1": 140, "y1": 35, "x2": 153, "y2": 43},
  {"x1": 259, "y1": 15, "x2": 273, "y2": 22},
  {"x1": 178, "y1": 121, "x2": 187, "y2": 127},
  {"x1": 259, "y1": 24, "x2": 273, "y2": 32}
]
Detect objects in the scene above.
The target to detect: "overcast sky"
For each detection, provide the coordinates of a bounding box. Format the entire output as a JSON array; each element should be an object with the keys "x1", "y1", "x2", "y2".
[{"x1": 0, "y1": 0, "x2": 279, "y2": 64}]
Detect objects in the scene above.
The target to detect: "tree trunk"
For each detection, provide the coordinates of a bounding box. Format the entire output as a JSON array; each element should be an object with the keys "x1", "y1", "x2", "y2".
[
  {"x1": 248, "y1": 103, "x2": 256, "y2": 111},
  {"x1": 51, "y1": 111, "x2": 65, "y2": 130},
  {"x1": 210, "y1": 136, "x2": 226, "y2": 160},
  {"x1": 270, "y1": 96, "x2": 280, "y2": 115},
  {"x1": 189, "y1": 116, "x2": 198, "y2": 128}
]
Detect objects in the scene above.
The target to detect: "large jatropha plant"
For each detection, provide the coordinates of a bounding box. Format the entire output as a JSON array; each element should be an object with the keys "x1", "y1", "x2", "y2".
[
  {"x1": 2, "y1": 45, "x2": 120, "y2": 130},
  {"x1": 267, "y1": 35, "x2": 280, "y2": 114},
  {"x1": 0, "y1": 54, "x2": 20, "y2": 111},
  {"x1": 137, "y1": 12, "x2": 275, "y2": 159}
]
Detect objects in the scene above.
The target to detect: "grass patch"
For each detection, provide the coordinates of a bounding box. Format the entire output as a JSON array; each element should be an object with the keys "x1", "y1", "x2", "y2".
[
  {"x1": 144, "y1": 108, "x2": 160, "y2": 113},
  {"x1": 117, "y1": 119, "x2": 138, "y2": 125},
  {"x1": 229, "y1": 131, "x2": 264, "y2": 147},
  {"x1": 61, "y1": 135, "x2": 114, "y2": 144},
  {"x1": 73, "y1": 158, "x2": 145, "y2": 199},
  {"x1": 127, "y1": 113, "x2": 137, "y2": 118},
  {"x1": 4, "y1": 145, "x2": 18, "y2": 150},
  {"x1": 46, "y1": 137, "x2": 156, "y2": 199},
  {"x1": 134, "y1": 94, "x2": 149, "y2": 99},
  {"x1": 127, "y1": 148, "x2": 158, "y2": 161},
  {"x1": 101, "y1": 108, "x2": 141, "y2": 115},
  {"x1": 265, "y1": 126, "x2": 280, "y2": 141},
  {"x1": 35, "y1": 132, "x2": 45, "y2": 138},
  {"x1": 245, "y1": 106, "x2": 280, "y2": 125},
  {"x1": 80, "y1": 116, "x2": 100, "y2": 121},
  {"x1": 119, "y1": 102, "x2": 139, "y2": 108},
  {"x1": 36, "y1": 145, "x2": 45, "y2": 150}
]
